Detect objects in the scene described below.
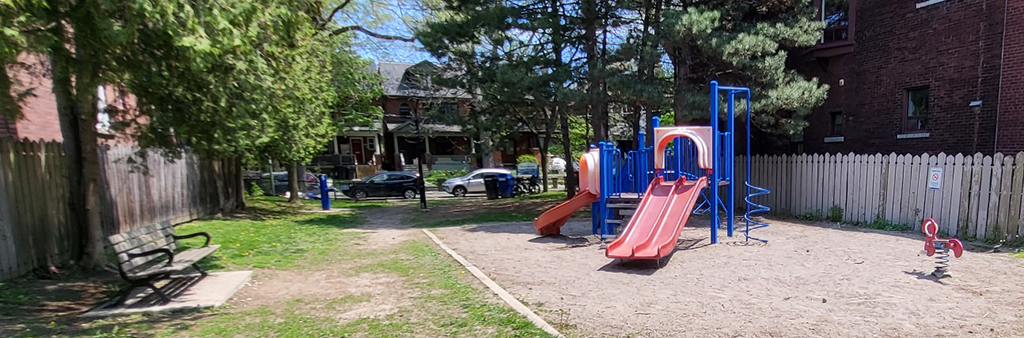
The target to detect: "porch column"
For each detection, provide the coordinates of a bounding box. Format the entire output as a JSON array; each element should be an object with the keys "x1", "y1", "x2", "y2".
[
  {"x1": 393, "y1": 133, "x2": 401, "y2": 166},
  {"x1": 424, "y1": 135, "x2": 431, "y2": 154},
  {"x1": 374, "y1": 133, "x2": 381, "y2": 155},
  {"x1": 333, "y1": 137, "x2": 339, "y2": 154}
]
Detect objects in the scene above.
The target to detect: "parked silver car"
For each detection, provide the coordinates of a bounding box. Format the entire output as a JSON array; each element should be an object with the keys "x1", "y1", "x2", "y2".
[{"x1": 442, "y1": 168, "x2": 512, "y2": 197}]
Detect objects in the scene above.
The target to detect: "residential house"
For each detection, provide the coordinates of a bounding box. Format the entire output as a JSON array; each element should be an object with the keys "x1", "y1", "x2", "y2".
[
  {"x1": 313, "y1": 61, "x2": 552, "y2": 178},
  {"x1": 798, "y1": 0, "x2": 1024, "y2": 155}
]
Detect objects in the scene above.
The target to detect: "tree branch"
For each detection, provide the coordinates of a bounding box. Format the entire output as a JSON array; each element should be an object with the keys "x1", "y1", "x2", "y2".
[
  {"x1": 320, "y1": 0, "x2": 354, "y2": 28},
  {"x1": 331, "y1": 25, "x2": 415, "y2": 42}
]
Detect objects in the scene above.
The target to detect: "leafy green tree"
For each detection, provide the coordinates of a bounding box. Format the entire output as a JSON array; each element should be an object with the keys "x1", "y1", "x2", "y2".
[
  {"x1": 1, "y1": 0, "x2": 382, "y2": 268},
  {"x1": 660, "y1": 1, "x2": 828, "y2": 134}
]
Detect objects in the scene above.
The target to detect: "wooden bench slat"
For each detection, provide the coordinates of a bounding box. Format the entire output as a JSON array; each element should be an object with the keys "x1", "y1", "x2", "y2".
[
  {"x1": 108, "y1": 221, "x2": 172, "y2": 245},
  {"x1": 112, "y1": 228, "x2": 176, "y2": 254},
  {"x1": 119, "y1": 241, "x2": 179, "y2": 270},
  {"x1": 126, "y1": 245, "x2": 220, "y2": 278}
]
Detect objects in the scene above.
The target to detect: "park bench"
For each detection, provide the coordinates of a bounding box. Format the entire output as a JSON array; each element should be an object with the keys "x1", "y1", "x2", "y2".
[{"x1": 107, "y1": 221, "x2": 220, "y2": 304}]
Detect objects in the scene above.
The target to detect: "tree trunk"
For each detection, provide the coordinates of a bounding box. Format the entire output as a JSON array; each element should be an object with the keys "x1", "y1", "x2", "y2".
[
  {"x1": 71, "y1": 58, "x2": 106, "y2": 270},
  {"x1": 538, "y1": 127, "x2": 551, "y2": 193},
  {"x1": 49, "y1": 27, "x2": 87, "y2": 267},
  {"x1": 481, "y1": 132, "x2": 495, "y2": 167},
  {"x1": 583, "y1": 0, "x2": 607, "y2": 142},
  {"x1": 212, "y1": 159, "x2": 227, "y2": 213},
  {"x1": 667, "y1": 44, "x2": 695, "y2": 126},
  {"x1": 287, "y1": 162, "x2": 301, "y2": 203},
  {"x1": 559, "y1": 111, "x2": 575, "y2": 198},
  {"x1": 631, "y1": 104, "x2": 641, "y2": 150},
  {"x1": 235, "y1": 158, "x2": 246, "y2": 209}
]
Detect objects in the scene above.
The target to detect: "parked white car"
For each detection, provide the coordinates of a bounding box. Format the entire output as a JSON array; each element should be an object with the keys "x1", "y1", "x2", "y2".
[{"x1": 441, "y1": 168, "x2": 512, "y2": 197}]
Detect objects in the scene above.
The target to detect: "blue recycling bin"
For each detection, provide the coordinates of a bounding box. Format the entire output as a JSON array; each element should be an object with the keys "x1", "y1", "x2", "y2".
[{"x1": 497, "y1": 173, "x2": 515, "y2": 198}]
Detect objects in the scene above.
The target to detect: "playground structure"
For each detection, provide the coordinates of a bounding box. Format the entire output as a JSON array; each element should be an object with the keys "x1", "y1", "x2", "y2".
[
  {"x1": 534, "y1": 81, "x2": 772, "y2": 261},
  {"x1": 922, "y1": 218, "x2": 964, "y2": 278}
]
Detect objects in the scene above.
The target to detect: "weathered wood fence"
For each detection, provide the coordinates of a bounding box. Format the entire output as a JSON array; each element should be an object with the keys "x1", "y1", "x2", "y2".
[
  {"x1": 735, "y1": 152, "x2": 1024, "y2": 242},
  {"x1": 0, "y1": 140, "x2": 75, "y2": 281},
  {"x1": 0, "y1": 138, "x2": 240, "y2": 281}
]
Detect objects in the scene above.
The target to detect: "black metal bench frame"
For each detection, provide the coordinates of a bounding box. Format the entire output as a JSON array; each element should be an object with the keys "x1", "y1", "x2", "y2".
[{"x1": 107, "y1": 221, "x2": 219, "y2": 305}]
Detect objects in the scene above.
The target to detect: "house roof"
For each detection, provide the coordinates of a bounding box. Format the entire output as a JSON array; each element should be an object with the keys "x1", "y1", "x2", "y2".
[{"x1": 377, "y1": 61, "x2": 471, "y2": 99}]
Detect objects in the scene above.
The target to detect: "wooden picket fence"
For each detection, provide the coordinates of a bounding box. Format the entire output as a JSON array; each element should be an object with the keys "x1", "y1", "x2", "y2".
[
  {"x1": 98, "y1": 143, "x2": 241, "y2": 235},
  {"x1": 0, "y1": 139, "x2": 76, "y2": 281},
  {"x1": 0, "y1": 138, "x2": 240, "y2": 281},
  {"x1": 733, "y1": 152, "x2": 1024, "y2": 242}
]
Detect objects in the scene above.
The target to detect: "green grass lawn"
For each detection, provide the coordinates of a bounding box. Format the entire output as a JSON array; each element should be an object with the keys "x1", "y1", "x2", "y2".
[{"x1": 0, "y1": 195, "x2": 554, "y2": 338}]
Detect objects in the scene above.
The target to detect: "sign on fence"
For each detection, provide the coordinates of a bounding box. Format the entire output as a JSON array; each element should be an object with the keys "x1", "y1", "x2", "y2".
[
  {"x1": 928, "y1": 167, "x2": 942, "y2": 190},
  {"x1": 517, "y1": 162, "x2": 540, "y2": 176}
]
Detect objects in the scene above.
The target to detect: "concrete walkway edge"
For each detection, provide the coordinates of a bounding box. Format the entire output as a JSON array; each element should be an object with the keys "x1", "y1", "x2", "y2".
[{"x1": 421, "y1": 229, "x2": 566, "y2": 338}]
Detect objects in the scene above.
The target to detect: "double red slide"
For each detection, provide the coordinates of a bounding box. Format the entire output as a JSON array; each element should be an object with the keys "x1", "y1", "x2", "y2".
[{"x1": 606, "y1": 176, "x2": 708, "y2": 260}]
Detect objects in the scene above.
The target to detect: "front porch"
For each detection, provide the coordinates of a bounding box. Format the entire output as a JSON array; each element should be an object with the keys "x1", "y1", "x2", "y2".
[
  {"x1": 310, "y1": 124, "x2": 383, "y2": 179},
  {"x1": 383, "y1": 121, "x2": 476, "y2": 173}
]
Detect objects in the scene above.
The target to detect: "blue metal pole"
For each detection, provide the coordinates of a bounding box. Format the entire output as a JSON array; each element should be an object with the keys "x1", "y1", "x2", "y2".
[
  {"x1": 320, "y1": 174, "x2": 331, "y2": 210},
  {"x1": 590, "y1": 144, "x2": 600, "y2": 235},
  {"x1": 599, "y1": 142, "x2": 609, "y2": 238},
  {"x1": 710, "y1": 81, "x2": 720, "y2": 244},
  {"x1": 726, "y1": 93, "x2": 736, "y2": 238},
  {"x1": 637, "y1": 131, "x2": 645, "y2": 193}
]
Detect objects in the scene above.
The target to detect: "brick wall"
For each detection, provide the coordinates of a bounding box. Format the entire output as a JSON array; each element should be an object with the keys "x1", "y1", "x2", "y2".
[
  {"x1": 803, "y1": 0, "x2": 1006, "y2": 155},
  {"x1": 996, "y1": 0, "x2": 1024, "y2": 154},
  {"x1": 5, "y1": 54, "x2": 62, "y2": 142}
]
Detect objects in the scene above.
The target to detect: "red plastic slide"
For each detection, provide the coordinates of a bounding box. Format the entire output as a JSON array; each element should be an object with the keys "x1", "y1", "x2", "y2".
[
  {"x1": 534, "y1": 189, "x2": 600, "y2": 235},
  {"x1": 606, "y1": 176, "x2": 708, "y2": 260}
]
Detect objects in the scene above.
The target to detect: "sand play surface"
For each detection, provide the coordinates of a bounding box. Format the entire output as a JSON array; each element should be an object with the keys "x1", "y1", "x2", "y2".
[{"x1": 434, "y1": 217, "x2": 1024, "y2": 337}]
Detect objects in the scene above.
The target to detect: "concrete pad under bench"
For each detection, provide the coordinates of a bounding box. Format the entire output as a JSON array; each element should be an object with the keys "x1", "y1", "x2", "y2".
[{"x1": 82, "y1": 271, "x2": 251, "y2": 318}]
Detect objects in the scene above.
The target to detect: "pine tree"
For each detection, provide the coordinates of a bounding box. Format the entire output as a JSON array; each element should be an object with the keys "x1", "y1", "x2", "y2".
[{"x1": 659, "y1": 0, "x2": 828, "y2": 134}]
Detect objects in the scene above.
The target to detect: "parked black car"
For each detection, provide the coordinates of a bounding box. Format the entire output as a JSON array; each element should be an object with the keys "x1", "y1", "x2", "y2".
[{"x1": 339, "y1": 171, "x2": 420, "y2": 200}]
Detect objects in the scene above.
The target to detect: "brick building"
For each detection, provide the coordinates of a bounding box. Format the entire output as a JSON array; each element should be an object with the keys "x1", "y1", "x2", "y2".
[
  {"x1": 3, "y1": 54, "x2": 133, "y2": 142},
  {"x1": 800, "y1": 0, "x2": 1023, "y2": 155},
  {"x1": 1, "y1": 54, "x2": 63, "y2": 141}
]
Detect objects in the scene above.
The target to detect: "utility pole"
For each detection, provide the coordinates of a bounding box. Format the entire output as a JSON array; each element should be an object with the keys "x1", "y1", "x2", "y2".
[{"x1": 414, "y1": 102, "x2": 429, "y2": 211}]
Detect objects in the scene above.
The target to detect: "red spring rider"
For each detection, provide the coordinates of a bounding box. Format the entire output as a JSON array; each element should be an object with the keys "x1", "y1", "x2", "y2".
[{"x1": 922, "y1": 218, "x2": 963, "y2": 278}]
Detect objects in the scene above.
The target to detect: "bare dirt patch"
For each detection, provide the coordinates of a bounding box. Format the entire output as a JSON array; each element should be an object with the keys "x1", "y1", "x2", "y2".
[{"x1": 434, "y1": 217, "x2": 1024, "y2": 338}]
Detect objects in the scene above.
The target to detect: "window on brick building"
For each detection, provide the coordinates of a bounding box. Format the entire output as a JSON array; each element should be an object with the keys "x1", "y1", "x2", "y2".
[
  {"x1": 815, "y1": 0, "x2": 852, "y2": 44},
  {"x1": 399, "y1": 103, "x2": 412, "y2": 118},
  {"x1": 828, "y1": 111, "x2": 844, "y2": 136},
  {"x1": 905, "y1": 87, "x2": 929, "y2": 132}
]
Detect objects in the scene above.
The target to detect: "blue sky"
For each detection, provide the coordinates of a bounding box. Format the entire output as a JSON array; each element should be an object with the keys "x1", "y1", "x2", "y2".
[{"x1": 333, "y1": 0, "x2": 435, "y2": 64}]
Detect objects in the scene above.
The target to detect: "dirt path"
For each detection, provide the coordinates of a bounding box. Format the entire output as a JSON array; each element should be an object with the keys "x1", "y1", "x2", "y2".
[
  {"x1": 435, "y1": 217, "x2": 1024, "y2": 338},
  {"x1": 231, "y1": 204, "x2": 423, "y2": 318}
]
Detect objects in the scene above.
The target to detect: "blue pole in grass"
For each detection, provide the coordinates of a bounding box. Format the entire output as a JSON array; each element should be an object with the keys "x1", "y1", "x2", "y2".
[
  {"x1": 319, "y1": 174, "x2": 331, "y2": 210},
  {"x1": 710, "y1": 81, "x2": 720, "y2": 244}
]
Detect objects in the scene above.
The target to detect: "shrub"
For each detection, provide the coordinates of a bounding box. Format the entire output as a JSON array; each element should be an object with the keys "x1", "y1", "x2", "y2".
[
  {"x1": 426, "y1": 169, "x2": 468, "y2": 180},
  {"x1": 517, "y1": 154, "x2": 539, "y2": 164},
  {"x1": 828, "y1": 205, "x2": 843, "y2": 222},
  {"x1": 249, "y1": 182, "x2": 265, "y2": 197}
]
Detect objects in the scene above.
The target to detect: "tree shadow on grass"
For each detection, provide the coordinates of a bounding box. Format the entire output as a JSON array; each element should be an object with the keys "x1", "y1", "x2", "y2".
[
  {"x1": 294, "y1": 213, "x2": 361, "y2": 230},
  {"x1": 0, "y1": 270, "x2": 215, "y2": 338}
]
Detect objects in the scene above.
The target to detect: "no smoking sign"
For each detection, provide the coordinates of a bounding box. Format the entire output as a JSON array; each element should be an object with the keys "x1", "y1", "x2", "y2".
[{"x1": 928, "y1": 167, "x2": 942, "y2": 190}]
